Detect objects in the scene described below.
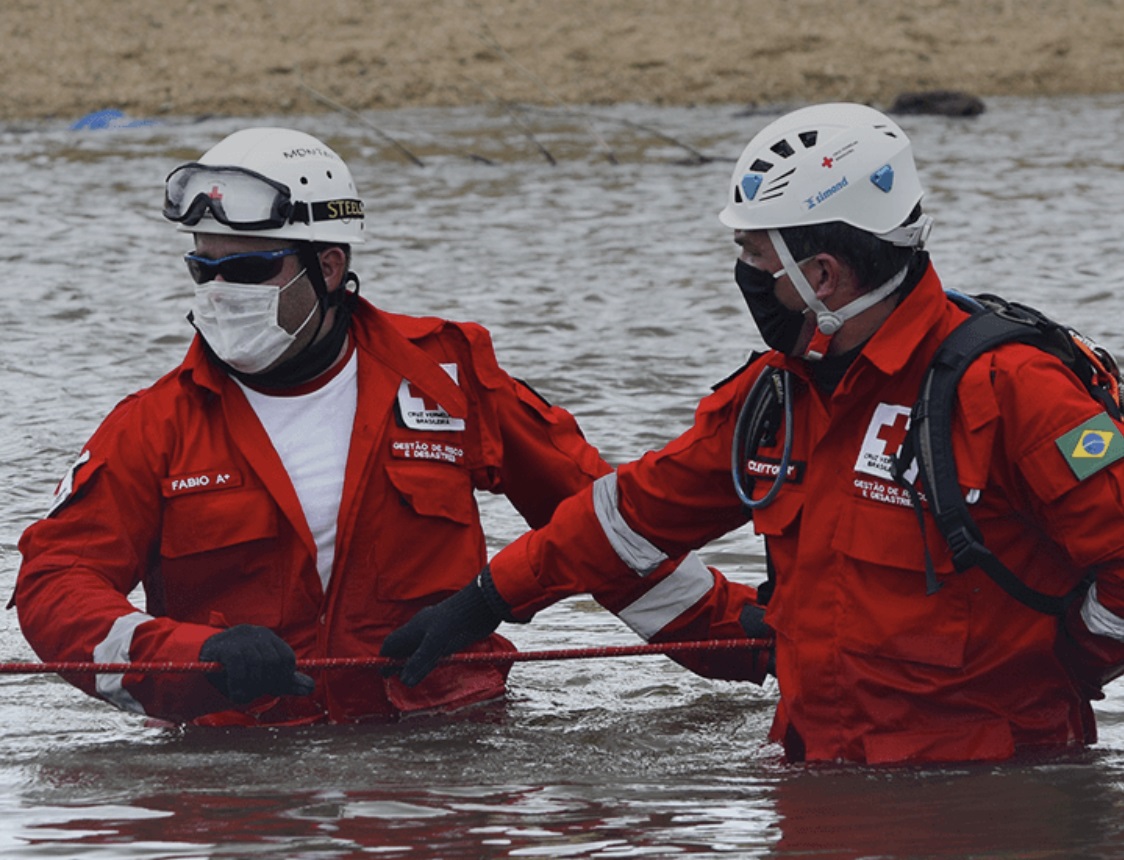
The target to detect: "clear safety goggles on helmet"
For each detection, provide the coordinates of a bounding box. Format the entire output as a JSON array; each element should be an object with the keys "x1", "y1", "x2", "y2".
[{"x1": 163, "y1": 164, "x2": 301, "y2": 231}]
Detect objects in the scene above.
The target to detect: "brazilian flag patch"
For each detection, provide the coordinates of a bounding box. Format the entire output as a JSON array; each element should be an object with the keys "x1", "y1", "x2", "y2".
[{"x1": 1055, "y1": 413, "x2": 1124, "y2": 480}]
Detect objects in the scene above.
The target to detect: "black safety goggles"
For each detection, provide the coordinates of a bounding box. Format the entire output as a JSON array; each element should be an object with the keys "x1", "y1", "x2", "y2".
[{"x1": 184, "y1": 248, "x2": 301, "y2": 284}]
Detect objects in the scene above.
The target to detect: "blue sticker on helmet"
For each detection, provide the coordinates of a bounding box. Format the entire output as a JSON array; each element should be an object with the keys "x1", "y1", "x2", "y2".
[
  {"x1": 740, "y1": 174, "x2": 763, "y2": 201},
  {"x1": 870, "y1": 165, "x2": 894, "y2": 193}
]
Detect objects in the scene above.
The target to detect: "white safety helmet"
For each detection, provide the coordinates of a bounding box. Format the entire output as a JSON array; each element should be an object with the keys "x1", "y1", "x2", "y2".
[
  {"x1": 163, "y1": 127, "x2": 365, "y2": 244},
  {"x1": 718, "y1": 103, "x2": 928, "y2": 247}
]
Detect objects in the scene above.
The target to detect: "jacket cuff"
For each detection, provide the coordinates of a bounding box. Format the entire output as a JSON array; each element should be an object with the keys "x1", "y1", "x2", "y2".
[
  {"x1": 1060, "y1": 587, "x2": 1124, "y2": 692},
  {"x1": 132, "y1": 617, "x2": 224, "y2": 664},
  {"x1": 487, "y1": 533, "x2": 553, "y2": 621}
]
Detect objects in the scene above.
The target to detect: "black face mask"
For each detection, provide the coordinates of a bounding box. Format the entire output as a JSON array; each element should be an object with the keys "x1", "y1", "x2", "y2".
[{"x1": 735, "y1": 259, "x2": 808, "y2": 355}]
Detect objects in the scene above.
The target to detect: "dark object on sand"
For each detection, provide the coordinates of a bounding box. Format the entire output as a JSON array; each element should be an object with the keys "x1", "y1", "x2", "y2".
[{"x1": 890, "y1": 90, "x2": 986, "y2": 116}]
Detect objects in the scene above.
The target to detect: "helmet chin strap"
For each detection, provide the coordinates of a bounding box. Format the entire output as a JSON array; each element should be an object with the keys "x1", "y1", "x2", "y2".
[{"x1": 767, "y1": 229, "x2": 909, "y2": 361}]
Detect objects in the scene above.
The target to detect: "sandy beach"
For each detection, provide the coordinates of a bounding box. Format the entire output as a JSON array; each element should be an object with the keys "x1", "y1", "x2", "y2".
[{"x1": 4, "y1": 0, "x2": 1123, "y2": 122}]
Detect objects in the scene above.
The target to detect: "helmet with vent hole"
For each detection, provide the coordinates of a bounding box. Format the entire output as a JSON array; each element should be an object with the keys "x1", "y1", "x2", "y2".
[{"x1": 718, "y1": 103, "x2": 924, "y2": 237}]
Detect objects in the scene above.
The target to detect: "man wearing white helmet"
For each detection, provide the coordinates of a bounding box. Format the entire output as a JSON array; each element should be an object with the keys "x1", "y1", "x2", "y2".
[
  {"x1": 15, "y1": 127, "x2": 707, "y2": 725},
  {"x1": 381, "y1": 103, "x2": 1124, "y2": 764}
]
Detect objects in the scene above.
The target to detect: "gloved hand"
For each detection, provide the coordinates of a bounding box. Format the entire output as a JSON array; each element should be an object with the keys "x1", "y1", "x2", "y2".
[
  {"x1": 381, "y1": 568, "x2": 510, "y2": 687},
  {"x1": 199, "y1": 624, "x2": 316, "y2": 704},
  {"x1": 740, "y1": 603, "x2": 776, "y2": 678}
]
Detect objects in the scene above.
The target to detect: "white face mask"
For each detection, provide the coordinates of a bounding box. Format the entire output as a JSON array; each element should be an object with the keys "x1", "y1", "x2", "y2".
[{"x1": 191, "y1": 268, "x2": 317, "y2": 374}]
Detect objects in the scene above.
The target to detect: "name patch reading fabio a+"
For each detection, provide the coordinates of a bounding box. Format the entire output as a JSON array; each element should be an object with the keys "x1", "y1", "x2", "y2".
[{"x1": 161, "y1": 470, "x2": 244, "y2": 497}]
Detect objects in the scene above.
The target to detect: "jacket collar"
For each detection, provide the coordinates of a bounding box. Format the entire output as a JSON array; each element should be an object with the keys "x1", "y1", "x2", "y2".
[
  {"x1": 855, "y1": 258, "x2": 955, "y2": 378},
  {"x1": 348, "y1": 300, "x2": 468, "y2": 418},
  {"x1": 179, "y1": 335, "x2": 225, "y2": 395},
  {"x1": 767, "y1": 257, "x2": 960, "y2": 382},
  {"x1": 176, "y1": 297, "x2": 468, "y2": 418}
]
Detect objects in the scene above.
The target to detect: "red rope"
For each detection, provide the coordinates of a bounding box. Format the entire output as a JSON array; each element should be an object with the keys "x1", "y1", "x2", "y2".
[{"x1": 0, "y1": 638, "x2": 772, "y2": 675}]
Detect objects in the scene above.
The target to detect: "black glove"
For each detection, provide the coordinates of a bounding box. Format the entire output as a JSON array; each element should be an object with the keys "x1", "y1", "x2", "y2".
[
  {"x1": 381, "y1": 568, "x2": 510, "y2": 687},
  {"x1": 740, "y1": 604, "x2": 777, "y2": 678},
  {"x1": 199, "y1": 624, "x2": 316, "y2": 704}
]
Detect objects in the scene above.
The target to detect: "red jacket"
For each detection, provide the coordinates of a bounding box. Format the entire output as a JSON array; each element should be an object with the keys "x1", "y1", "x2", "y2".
[
  {"x1": 16, "y1": 298, "x2": 611, "y2": 725},
  {"x1": 488, "y1": 261, "x2": 1124, "y2": 763}
]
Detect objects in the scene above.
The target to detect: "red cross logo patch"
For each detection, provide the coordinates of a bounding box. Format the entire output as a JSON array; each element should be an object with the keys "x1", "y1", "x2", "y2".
[
  {"x1": 855, "y1": 403, "x2": 917, "y2": 483},
  {"x1": 396, "y1": 364, "x2": 466, "y2": 431}
]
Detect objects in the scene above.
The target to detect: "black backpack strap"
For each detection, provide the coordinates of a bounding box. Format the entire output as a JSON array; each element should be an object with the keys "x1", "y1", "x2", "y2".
[{"x1": 896, "y1": 296, "x2": 1084, "y2": 616}]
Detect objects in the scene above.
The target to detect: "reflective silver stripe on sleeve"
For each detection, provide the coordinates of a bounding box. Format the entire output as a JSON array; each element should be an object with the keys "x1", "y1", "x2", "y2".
[
  {"x1": 592, "y1": 472, "x2": 668, "y2": 576},
  {"x1": 618, "y1": 553, "x2": 715, "y2": 640},
  {"x1": 92, "y1": 611, "x2": 155, "y2": 715},
  {"x1": 1081, "y1": 583, "x2": 1124, "y2": 642}
]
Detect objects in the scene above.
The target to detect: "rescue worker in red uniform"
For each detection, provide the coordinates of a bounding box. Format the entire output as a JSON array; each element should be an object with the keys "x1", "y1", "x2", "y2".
[
  {"x1": 14, "y1": 127, "x2": 710, "y2": 726},
  {"x1": 382, "y1": 103, "x2": 1124, "y2": 764}
]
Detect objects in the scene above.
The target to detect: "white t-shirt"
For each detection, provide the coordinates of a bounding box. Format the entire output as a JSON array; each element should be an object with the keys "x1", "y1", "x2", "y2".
[{"x1": 235, "y1": 352, "x2": 359, "y2": 589}]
